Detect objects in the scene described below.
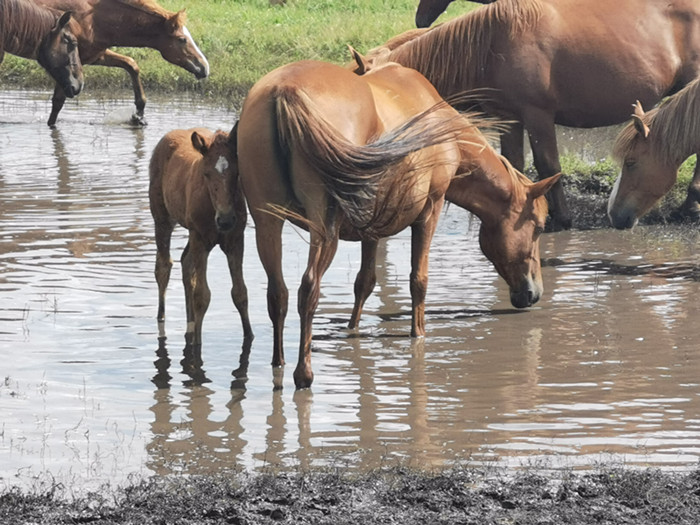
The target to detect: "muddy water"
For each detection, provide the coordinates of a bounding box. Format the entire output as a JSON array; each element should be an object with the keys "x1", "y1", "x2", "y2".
[{"x1": 1, "y1": 91, "x2": 699, "y2": 492}]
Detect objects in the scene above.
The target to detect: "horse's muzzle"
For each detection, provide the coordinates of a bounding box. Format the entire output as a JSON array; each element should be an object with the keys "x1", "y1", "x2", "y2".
[
  {"x1": 215, "y1": 212, "x2": 235, "y2": 232},
  {"x1": 509, "y1": 278, "x2": 542, "y2": 309},
  {"x1": 608, "y1": 208, "x2": 638, "y2": 230}
]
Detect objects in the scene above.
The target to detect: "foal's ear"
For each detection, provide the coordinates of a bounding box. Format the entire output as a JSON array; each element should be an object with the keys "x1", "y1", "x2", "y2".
[
  {"x1": 530, "y1": 172, "x2": 562, "y2": 199},
  {"x1": 631, "y1": 100, "x2": 650, "y2": 139},
  {"x1": 191, "y1": 131, "x2": 208, "y2": 155},
  {"x1": 348, "y1": 45, "x2": 371, "y2": 75}
]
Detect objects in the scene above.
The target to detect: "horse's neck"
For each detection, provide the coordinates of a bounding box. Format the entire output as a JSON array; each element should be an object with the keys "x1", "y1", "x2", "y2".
[
  {"x1": 445, "y1": 145, "x2": 512, "y2": 220},
  {"x1": 1, "y1": 0, "x2": 56, "y2": 59},
  {"x1": 91, "y1": 0, "x2": 166, "y2": 47}
]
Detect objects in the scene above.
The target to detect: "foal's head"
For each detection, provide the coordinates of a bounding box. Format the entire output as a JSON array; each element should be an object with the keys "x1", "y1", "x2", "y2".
[
  {"x1": 36, "y1": 11, "x2": 83, "y2": 98},
  {"x1": 191, "y1": 123, "x2": 240, "y2": 232}
]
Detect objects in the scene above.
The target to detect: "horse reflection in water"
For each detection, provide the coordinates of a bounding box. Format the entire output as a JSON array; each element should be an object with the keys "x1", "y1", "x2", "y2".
[
  {"x1": 34, "y1": 0, "x2": 209, "y2": 126},
  {"x1": 149, "y1": 124, "x2": 253, "y2": 376},
  {"x1": 238, "y1": 51, "x2": 558, "y2": 389},
  {"x1": 0, "y1": 0, "x2": 83, "y2": 100},
  {"x1": 609, "y1": 78, "x2": 700, "y2": 229}
]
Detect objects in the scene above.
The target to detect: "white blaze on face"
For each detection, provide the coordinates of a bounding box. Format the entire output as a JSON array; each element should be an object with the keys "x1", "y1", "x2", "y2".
[
  {"x1": 215, "y1": 155, "x2": 229, "y2": 175},
  {"x1": 183, "y1": 26, "x2": 210, "y2": 77}
]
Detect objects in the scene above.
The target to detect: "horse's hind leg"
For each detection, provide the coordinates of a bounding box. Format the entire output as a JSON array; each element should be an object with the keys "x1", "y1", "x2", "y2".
[
  {"x1": 181, "y1": 235, "x2": 211, "y2": 346},
  {"x1": 295, "y1": 225, "x2": 340, "y2": 389},
  {"x1": 154, "y1": 221, "x2": 174, "y2": 328},
  {"x1": 349, "y1": 239, "x2": 378, "y2": 329},
  {"x1": 221, "y1": 229, "x2": 253, "y2": 341}
]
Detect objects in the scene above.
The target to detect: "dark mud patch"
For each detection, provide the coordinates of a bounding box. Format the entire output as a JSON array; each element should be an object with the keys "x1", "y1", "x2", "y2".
[{"x1": 3, "y1": 466, "x2": 700, "y2": 524}]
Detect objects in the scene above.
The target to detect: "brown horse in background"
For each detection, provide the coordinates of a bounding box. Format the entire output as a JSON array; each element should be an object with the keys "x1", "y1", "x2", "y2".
[
  {"x1": 35, "y1": 0, "x2": 210, "y2": 126},
  {"x1": 371, "y1": 0, "x2": 700, "y2": 230},
  {"x1": 415, "y1": 0, "x2": 495, "y2": 28},
  {"x1": 1, "y1": 0, "x2": 83, "y2": 98},
  {"x1": 609, "y1": 80, "x2": 700, "y2": 229},
  {"x1": 149, "y1": 125, "x2": 252, "y2": 350},
  {"x1": 238, "y1": 55, "x2": 557, "y2": 389}
]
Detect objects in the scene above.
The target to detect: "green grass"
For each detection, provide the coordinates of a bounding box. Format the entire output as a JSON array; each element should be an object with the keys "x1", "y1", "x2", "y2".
[{"x1": 0, "y1": 0, "x2": 473, "y2": 97}]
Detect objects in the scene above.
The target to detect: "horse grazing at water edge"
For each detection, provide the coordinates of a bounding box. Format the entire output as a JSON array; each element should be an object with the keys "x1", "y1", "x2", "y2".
[
  {"x1": 368, "y1": 0, "x2": 700, "y2": 230},
  {"x1": 608, "y1": 78, "x2": 700, "y2": 229},
  {"x1": 34, "y1": 0, "x2": 210, "y2": 126},
  {"x1": 149, "y1": 124, "x2": 253, "y2": 351},
  {"x1": 237, "y1": 51, "x2": 559, "y2": 389},
  {"x1": 0, "y1": 0, "x2": 83, "y2": 99}
]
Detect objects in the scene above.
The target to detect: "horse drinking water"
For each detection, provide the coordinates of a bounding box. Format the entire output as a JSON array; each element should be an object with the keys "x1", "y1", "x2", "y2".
[
  {"x1": 609, "y1": 78, "x2": 700, "y2": 229},
  {"x1": 149, "y1": 125, "x2": 253, "y2": 350},
  {"x1": 370, "y1": 0, "x2": 700, "y2": 229},
  {"x1": 1, "y1": 0, "x2": 83, "y2": 99},
  {"x1": 35, "y1": 0, "x2": 210, "y2": 126},
  {"x1": 237, "y1": 55, "x2": 557, "y2": 389}
]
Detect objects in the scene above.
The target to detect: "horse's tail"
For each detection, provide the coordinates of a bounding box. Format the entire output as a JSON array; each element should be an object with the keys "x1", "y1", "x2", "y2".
[{"x1": 274, "y1": 86, "x2": 465, "y2": 232}]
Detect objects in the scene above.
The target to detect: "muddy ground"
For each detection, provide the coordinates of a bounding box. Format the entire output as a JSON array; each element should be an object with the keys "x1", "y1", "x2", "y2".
[{"x1": 3, "y1": 466, "x2": 700, "y2": 524}]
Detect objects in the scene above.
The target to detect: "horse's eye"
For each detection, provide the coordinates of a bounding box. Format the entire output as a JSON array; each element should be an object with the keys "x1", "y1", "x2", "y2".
[
  {"x1": 178, "y1": 37, "x2": 187, "y2": 44},
  {"x1": 624, "y1": 158, "x2": 636, "y2": 169},
  {"x1": 534, "y1": 225, "x2": 545, "y2": 237}
]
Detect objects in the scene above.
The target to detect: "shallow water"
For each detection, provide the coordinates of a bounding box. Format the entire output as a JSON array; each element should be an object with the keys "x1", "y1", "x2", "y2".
[{"x1": 1, "y1": 90, "x2": 699, "y2": 493}]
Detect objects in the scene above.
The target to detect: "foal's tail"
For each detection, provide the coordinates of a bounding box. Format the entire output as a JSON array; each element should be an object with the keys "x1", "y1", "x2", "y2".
[{"x1": 274, "y1": 86, "x2": 465, "y2": 233}]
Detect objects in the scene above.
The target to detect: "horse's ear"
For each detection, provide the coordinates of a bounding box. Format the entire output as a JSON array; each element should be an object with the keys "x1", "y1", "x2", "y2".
[
  {"x1": 530, "y1": 173, "x2": 562, "y2": 199},
  {"x1": 167, "y1": 10, "x2": 186, "y2": 32},
  {"x1": 228, "y1": 121, "x2": 238, "y2": 157},
  {"x1": 348, "y1": 45, "x2": 371, "y2": 75},
  {"x1": 55, "y1": 11, "x2": 73, "y2": 31},
  {"x1": 631, "y1": 100, "x2": 650, "y2": 138},
  {"x1": 191, "y1": 131, "x2": 208, "y2": 155}
]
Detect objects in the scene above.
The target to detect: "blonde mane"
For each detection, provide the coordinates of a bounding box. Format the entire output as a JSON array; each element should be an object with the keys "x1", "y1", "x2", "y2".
[
  {"x1": 613, "y1": 78, "x2": 700, "y2": 166},
  {"x1": 370, "y1": 0, "x2": 544, "y2": 95}
]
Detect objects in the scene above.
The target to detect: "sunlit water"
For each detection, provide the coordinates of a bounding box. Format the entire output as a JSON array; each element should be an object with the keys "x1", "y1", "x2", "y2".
[{"x1": 1, "y1": 90, "x2": 699, "y2": 494}]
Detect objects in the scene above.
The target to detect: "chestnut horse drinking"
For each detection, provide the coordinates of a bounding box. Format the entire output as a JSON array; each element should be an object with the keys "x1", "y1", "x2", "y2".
[
  {"x1": 149, "y1": 125, "x2": 252, "y2": 349},
  {"x1": 608, "y1": 79, "x2": 700, "y2": 229},
  {"x1": 35, "y1": 0, "x2": 210, "y2": 126},
  {"x1": 1, "y1": 0, "x2": 83, "y2": 98},
  {"x1": 370, "y1": 0, "x2": 700, "y2": 230},
  {"x1": 237, "y1": 56, "x2": 557, "y2": 389}
]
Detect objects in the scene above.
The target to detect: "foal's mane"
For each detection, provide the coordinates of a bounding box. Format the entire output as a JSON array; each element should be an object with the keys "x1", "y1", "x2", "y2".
[
  {"x1": 613, "y1": 78, "x2": 700, "y2": 166},
  {"x1": 372, "y1": 0, "x2": 544, "y2": 95},
  {"x1": 0, "y1": 0, "x2": 58, "y2": 55}
]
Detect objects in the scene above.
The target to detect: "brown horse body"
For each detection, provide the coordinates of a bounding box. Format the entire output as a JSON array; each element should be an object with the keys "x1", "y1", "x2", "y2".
[
  {"x1": 372, "y1": 0, "x2": 700, "y2": 229},
  {"x1": 149, "y1": 126, "x2": 252, "y2": 349},
  {"x1": 0, "y1": 0, "x2": 83, "y2": 98},
  {"x1": 609, "y1": 81, "x2": 700, "y2": 229},
  {"x1": 237, "y1": 57, "x2": 557, "y2": 389},
  {"x1": 34, "y1": 0, "x2": 209, "y2": 126}
]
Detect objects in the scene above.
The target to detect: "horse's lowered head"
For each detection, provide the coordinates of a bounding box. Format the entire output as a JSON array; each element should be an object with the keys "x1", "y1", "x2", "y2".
[
  {"x1": 157, "y1": 9, "x2": 209, "y2": 80},
  {"x1": 471, "y1": 163, "x2": 562, "y2": 309},
  {"x1": 36, "y1": 11, "x2": 83, "y2": 98},
  {"x1": 191, "y1": 123, "x2": 239, "y2": 232},
  {"x1": 608, "y1": 101, "x2": 675, "y2": 230}
]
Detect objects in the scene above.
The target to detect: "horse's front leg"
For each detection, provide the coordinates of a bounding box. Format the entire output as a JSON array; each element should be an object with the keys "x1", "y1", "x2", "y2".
[
  {"x1": 500, "y1": 120, "x2": 525, "y2": 172},
  {"x1": 409, "y1": 201, "x2": 444, "y2": 337},
  {"x1": 93, "y1": 50, "x2": 147, "y2": 125},
  {"x1": 349, "y1": 238, "x2": 378, "y2": 329},
  {"x1": 524, "y1": 109, "x2": 570, "y2": 230},
  {"x1": 295, "y1": 227, "x2": 339, "y2": 389},
  {"x1": 47, "y1": 84, "x2": 67, "y2": 127},
  {"x1": 181, "y1": 235, "x2": 212, "y2": 346},
  {"x1": 221, "y1": 228, "x2": 254, "y2": 342},
  {"x1": 681, "y1": 156, "x2": 700, "y2": 220}
]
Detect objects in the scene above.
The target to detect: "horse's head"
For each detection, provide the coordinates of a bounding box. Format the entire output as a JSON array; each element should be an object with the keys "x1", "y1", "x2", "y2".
[
  {"x1": 37, "y1": 12, "x2": 83, "y2": 99},
  {"x1": 608, "y1": 101, "x2": 675, "y2": 230},
  {"x1": 191, "y1": 123, "x2": 240, "y2": 232},
  {"x1": 477, "y1": 169, "x2": 561, "y2": 309},
  {"x1": 158, "y1": 10, "x2": 209, "y2": 80}
]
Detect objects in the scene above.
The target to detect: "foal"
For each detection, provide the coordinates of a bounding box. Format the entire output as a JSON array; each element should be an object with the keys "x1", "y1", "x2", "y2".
[{"x1": 149, "y1": 124, "x2": 252, "y2": 347}]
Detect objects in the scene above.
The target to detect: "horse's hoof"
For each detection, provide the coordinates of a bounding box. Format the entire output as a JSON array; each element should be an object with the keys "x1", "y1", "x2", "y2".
[
  {"x1": 293, "y1": 367, "x2": 314, "y2": 390},
  {"x1": 130, "y1": 113, "x2": 147, "y2": 126}
]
